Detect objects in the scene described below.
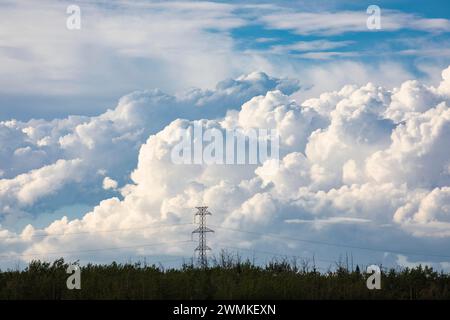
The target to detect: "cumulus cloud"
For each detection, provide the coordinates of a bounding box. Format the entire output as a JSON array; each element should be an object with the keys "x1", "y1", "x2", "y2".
[
  {"x1": 1, "y1": 66, "x2": 450, "y2": 270},
  {"x1": 0, "y1": 72, "x2": 296, "y2": 222},
  {"x1": 367, "y1": 102, "x2": 450, "y2": 188},
  {"x1": 0, "y1": 159, "x2": 83, "y2": 208},
  {"x1": 385, "y1": 80, "x2": 440, "y2": 122},
  {"x1": 102, "y1": 177, "x2": 118, "y2": 191},
  {"x1": 394, "y1": 187, "x2": 450, "y2": 237}
]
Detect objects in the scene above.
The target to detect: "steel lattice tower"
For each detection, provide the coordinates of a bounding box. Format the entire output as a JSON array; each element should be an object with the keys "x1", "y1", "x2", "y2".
[{"x1": 192, "y1": 206, "x2": 214, "y2": 268}]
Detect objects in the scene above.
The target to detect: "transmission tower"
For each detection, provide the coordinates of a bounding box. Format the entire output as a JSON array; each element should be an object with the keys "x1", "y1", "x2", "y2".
[{"x1": 192, "y1": 206, "x2": 214, "y2": 268}]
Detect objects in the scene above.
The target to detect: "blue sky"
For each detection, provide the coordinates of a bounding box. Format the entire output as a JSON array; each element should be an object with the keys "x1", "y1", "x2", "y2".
[{"x1": 1, "y1": 0, "x2": 450, "y2": 271}]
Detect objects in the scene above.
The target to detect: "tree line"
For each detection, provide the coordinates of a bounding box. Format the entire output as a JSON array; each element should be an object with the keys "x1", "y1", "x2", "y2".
[{"x1": 0, "y1": 251, "x2": 449, "y2": 299}]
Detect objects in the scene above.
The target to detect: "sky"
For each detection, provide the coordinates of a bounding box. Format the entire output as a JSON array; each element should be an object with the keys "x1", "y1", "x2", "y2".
[{"x1": 0, "y1": 0, "x2": 450, "y2": 271}]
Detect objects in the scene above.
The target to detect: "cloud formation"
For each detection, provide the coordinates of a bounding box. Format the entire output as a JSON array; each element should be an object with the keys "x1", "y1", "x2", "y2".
[
  {"x1": 0, "y1": 72, "x2": 298, "y2": 221},
  {"x1": 3, "y1": 0, "x2": 450, "y2": 122},
  {"x1": 260, "y1": 9, "x2": 450, "y2": 35},
  {"x1": 1, "y1": 66, "x2": 450, "y2": 270}
]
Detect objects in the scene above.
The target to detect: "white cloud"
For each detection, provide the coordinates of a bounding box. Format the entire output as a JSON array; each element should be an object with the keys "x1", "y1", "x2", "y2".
[
  {"x1": 285, "y1": 217, "x2": 371, "y2": 230},
  {"x1": 236, "y1": 90, "x2": 324, "y2": 151},
  {"x1": 269, "y1": 40, "x2": 353, "y2": 53},
  {"x1": 367, "y1": 102, "x2": 450, "y2": 188},
  {"x1": 385, "y1": 80, "x2": 440, "y2": 122},
  {"x1": 1, "y1": 65, "x2": 450, "y2": 270},
  {"x1": 102, "y1": 177, "x2": 118, "y2": 191},
  {"x1": 0, "y1": 0, "x2": 441, "y2": 115},
  {"x1": 396, "y1": 254, "x2": 450, "y2": 271},
  {"x1": 259, "y1": 10, "x2": 450, "y2": 36},
  {"x1": 438, "y1": 66, "x2": 450, "y2": 96},
  {"x1": 0, "y1": 0, "x2": 251, "y2": 96},
  {"x1": 394, "y1": 187, "x2": 450, "y2": 237},
  {"x1": 0, "y1": 159, "x2": 83, "y2": 208},
  {"x1": 293, "y1": 51, "x2": 359, "y2": 60},
  {"x1": 293, "y1": 61, "x2": 416, "y2": 101},
  {"x1": 0, "y1": 72, "x2": 296, "y2": 224}
]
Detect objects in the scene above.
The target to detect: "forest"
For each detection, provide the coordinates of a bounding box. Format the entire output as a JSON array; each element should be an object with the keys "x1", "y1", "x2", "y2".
[{"x1": 0, "y1": 251, "x2": 449, "y2": 300}]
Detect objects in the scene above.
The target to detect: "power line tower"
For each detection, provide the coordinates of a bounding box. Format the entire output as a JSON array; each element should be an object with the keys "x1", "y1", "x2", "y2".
[{"x1": 192, "y1": 206, "x2": 214, "y2": 268}]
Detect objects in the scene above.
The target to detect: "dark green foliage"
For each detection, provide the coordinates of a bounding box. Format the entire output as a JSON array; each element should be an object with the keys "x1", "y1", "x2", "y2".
[{"x1": 0, "y1": 253, "x2": 449, "y2": 300}]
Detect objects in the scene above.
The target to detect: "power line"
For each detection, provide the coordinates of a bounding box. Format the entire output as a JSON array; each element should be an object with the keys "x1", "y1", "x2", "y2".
[
  {"x1": 93, "y1": 255, "x2": 194, "y2": 266},
  {"x1": 211, "y1": 224, "x2": 450, "y2": 260},
  {"x1": 3, "y1": 218, "x2": 450, "y2": 265},
  {"x1": 0, "y1": 239, "x2": 194, "y2": 260},
  {"x1": 58, "y1": 255, "x2": 191, "y2": 265},
  {"x1": 216, "y1": 245, "x2": 336, "y2": 264}
]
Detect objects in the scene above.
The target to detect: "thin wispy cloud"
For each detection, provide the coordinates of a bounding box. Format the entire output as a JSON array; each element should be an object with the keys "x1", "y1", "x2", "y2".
[{"x1": 259, "y1": 9, "x2": 450, "y2": 35}]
